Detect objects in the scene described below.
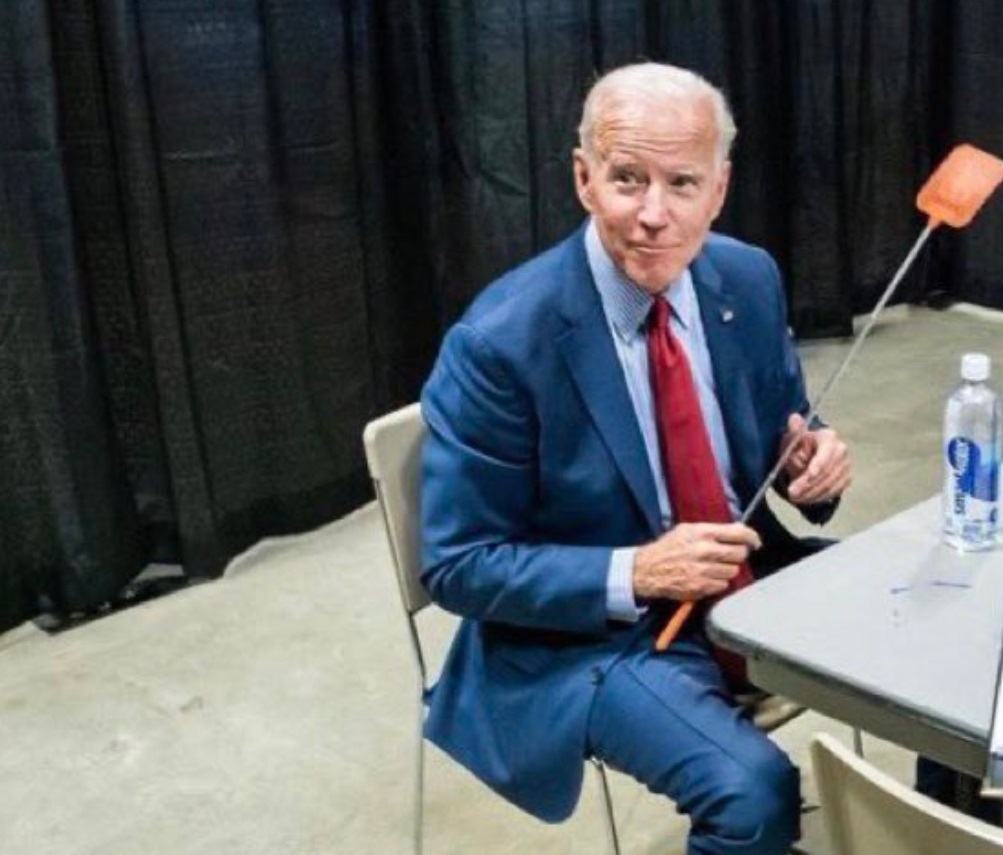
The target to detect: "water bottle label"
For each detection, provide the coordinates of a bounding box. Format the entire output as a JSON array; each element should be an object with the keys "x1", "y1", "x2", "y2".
[
  {"x1": 946, "y1": 437, "x2": 1000, "y2": 503},
  {"x1": 945, "y1": 436, "x2": 1000, "y2": 548}
]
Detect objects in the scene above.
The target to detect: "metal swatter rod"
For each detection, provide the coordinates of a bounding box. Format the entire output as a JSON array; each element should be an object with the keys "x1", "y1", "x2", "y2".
[{"x1": 739, "y1": 221, "x2": 938, "y2": 524}]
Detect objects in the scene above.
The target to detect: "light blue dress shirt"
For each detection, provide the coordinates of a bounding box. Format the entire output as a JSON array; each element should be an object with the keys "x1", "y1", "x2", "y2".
[{"x1": 583, "y1": 221, "x2": 741, "y2": 622}]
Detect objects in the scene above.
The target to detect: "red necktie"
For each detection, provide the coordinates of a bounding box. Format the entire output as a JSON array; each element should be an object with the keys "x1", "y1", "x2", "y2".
[{"x1": 647, "y1": 297, "x2": 753, "y2": 684}]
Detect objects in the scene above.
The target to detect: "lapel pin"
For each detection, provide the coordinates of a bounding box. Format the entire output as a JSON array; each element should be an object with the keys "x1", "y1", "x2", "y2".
[{"x1": 720, "y1": 309, "x2": 735, "y2": 323}]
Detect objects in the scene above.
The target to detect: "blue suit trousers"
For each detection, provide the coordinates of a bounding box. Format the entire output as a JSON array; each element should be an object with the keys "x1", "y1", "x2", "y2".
[{"x1": 585, "y1": 631, "x2": 801, "y2": 855}]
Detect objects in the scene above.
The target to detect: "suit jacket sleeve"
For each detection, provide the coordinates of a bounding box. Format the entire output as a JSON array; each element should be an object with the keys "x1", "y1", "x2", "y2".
[{"x1": 420, "y1": 322, "x2": 612, "y2": 635}]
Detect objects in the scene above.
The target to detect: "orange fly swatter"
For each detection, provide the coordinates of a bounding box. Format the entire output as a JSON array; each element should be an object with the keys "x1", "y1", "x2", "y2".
[
  {"x1": 655, "y1": 143, "x2": 1003, "y2": 653},
  {"x1": 918, "y1": 143, "x2": 1003, "y2": 228}
]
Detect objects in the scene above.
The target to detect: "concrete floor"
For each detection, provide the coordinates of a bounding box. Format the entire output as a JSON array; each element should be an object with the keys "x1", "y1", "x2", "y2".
[{"x1": 2, "y1": 304, "x2": 1003, "y2": 855}]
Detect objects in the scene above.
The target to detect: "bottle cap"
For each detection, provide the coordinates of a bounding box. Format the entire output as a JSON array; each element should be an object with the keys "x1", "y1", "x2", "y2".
[{"x1": 961, "y1": 352, "x2": 991, "y2": 381}]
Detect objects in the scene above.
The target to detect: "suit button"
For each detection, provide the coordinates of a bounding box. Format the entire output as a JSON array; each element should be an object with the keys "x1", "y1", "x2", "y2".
[{"x1": 590, "y1": 667, "x2": 604, "y2": 686}]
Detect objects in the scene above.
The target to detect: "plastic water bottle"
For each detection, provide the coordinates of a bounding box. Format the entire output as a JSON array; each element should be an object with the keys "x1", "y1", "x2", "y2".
[{"x1": 943, "y1": 353, "x2": 1001, "y2": 551}]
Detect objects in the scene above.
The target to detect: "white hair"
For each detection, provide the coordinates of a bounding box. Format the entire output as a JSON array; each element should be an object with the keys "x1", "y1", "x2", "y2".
[{"x1": 578, "y1": 62, "x2": 737, "y2": 164}]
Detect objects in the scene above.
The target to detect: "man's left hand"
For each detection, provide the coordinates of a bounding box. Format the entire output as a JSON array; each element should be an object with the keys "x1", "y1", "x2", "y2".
[{"x1": 781, "y1": 413, "x2": 852, "y2": 505}]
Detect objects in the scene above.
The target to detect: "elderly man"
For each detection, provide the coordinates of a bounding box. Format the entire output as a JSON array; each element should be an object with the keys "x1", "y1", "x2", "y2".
[{"x1": 420, "y1": 62, "x2": 851, "y2": 855}]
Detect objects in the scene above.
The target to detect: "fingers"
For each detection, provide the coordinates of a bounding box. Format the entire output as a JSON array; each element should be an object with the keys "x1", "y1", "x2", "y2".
[
  {"x1": 701, "y1": 521, "x2": 763, "y2": 551},
  {"x1": 782, "y1": 413, "x2": 815, "y2": 470},
  {"x1": 781, "y1": 414, "x2": 853, "y2": 504},
  {"x1": 786, "y1": 428, "x2": 852, "y2": 503},
  {"x1": 801, "y1": 430, "x2": 849, "y2": 485},
  {"x1": 656, "y1": 562, "x2": 736, "y2": 600},
  {"x1": 632, "y1": 522, "x2": 760, "y2": 601},
  {"x1": 787, "y1": 412, "x2": 807, "y2": 434},
  {"x1": 789, "y1": 463, "x2": 852, "y2": 503},
  {"x1": 694, "y1": 569, "x2": 735, "y2": 597}
]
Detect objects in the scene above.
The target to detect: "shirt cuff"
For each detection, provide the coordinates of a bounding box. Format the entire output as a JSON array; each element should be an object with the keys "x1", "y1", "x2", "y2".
[{"x1": 606, "y1": 547, "x2": 645, "y2": 623}]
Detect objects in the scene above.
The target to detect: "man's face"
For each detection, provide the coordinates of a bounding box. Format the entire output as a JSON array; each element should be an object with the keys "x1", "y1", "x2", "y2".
[{"x1": 573, "y1": 98, "x2": 731, "y2": 294}]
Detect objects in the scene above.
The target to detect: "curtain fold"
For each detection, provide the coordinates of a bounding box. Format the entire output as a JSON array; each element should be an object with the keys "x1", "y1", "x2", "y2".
[
  {"x1": 2, "y1": 0, "x2": 1002, "y2": 632},
  {"x1": 0, "y1": 0, "x2": 145, "y2": 627}
]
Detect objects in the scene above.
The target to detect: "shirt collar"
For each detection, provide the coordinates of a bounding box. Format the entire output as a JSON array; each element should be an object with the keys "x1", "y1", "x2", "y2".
[{"x1": 584, "y1": 219, "x2": 696, "y2": 340}]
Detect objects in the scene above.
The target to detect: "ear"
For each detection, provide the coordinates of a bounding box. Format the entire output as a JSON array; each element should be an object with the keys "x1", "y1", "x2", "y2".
[
  {"x1": 573, "y1": 148, "x2": 595, "y2": 214},
  {"x1": 710, "y1": 160, "x2": 732, "y2": 220}
]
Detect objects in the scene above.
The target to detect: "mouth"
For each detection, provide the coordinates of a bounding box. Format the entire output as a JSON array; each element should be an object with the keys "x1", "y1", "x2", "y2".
[{"x1": 630, "y1": 245, "x2": 678, "y2": 256}]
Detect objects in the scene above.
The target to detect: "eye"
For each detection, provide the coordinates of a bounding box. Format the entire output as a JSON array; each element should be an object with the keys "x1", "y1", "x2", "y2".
[
  {"x1": 610, "y1": 167, "x2": 646, "y2": 188},
  {"x1": 668, "y1": 173, "x2": 700, "y2": 194}
]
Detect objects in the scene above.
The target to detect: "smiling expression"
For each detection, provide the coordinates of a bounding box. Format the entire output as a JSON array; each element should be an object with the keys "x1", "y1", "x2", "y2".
[{"x1": 573, "y1": 96, "x2": 731, "y2": 295}]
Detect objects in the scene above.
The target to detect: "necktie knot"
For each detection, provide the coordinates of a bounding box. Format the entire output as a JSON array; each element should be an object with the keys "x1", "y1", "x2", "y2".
[{"x1": 649, "y1": 297, "x2": 670, "y2": 333}]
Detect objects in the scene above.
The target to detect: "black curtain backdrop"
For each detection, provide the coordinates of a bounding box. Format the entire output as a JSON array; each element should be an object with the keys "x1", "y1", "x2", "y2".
[{"x1": 1, "y1": 0, "x2": 1002, "y2": 632}]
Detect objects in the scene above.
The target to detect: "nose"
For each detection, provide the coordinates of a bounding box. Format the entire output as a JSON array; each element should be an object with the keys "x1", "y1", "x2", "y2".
[{"x1": 637, "y1": 184, "x2": 670, "y2": 230}]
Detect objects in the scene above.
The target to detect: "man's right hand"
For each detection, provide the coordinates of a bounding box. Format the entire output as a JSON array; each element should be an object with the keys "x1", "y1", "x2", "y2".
[{"x1": 632, "y1": 522, "x2": 761, "y2": 602}]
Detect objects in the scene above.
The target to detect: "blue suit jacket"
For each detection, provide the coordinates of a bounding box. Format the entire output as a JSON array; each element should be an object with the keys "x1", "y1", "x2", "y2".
[{"x1": 420, "y1": 225, "x2": 830, "y2": 821}]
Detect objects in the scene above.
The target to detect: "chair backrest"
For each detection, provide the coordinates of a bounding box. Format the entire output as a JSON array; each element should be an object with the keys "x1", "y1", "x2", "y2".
[
  {"x1": 811, "y1": 733, "x2": 1003, "y2": 855},
  {"x1": 363, "y1": 403, "x2": 430, "y2": 616}
]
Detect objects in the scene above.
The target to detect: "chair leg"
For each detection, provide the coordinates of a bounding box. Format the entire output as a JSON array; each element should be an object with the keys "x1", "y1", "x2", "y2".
[
  {"x1": 414, "y1": 690, "x2": 425, "y2": 855},
  {"x1": 590, "y1": 757, "x2": 622, "y2": 855},
  {"x1": 853, "y1": 728, "x2": 865, "y2": 758}
]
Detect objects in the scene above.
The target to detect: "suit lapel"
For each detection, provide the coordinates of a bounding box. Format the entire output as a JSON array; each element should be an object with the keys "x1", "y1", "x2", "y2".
[
  {"x1": 691, "y1": 252, "x2": 763, "y2": 502},
  {"x1": 555, "y1": 234, "x2": 662, "y2": 537}
]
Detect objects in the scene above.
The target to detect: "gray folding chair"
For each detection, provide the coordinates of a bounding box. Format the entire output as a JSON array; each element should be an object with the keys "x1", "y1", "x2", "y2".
[
  {"x1": 363, "y1": 402, "x2": 806, "y2": 855},
  {"x1": 811, "y1": 733, "x2": 1003, "y2": 855}
]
